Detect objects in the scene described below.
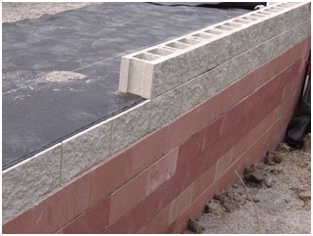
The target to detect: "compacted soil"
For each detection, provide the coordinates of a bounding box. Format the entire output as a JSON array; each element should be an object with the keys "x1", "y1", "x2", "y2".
[
  {"x1": 185, "y1": 134, "x2": 311, "y2": 234},
  {"x1": 2, "y1": 2, "x2": 100, "y2": 23}
]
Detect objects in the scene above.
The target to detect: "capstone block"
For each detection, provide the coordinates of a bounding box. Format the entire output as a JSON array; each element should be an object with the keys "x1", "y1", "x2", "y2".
[
  {"x1": 2, "y1": 144, "x2": 62, "y2": 224},
  {"x1": 118, "y1": 2, "x2": 309, "y2": 100},
  {"x1": 149, "y1": 89, "x2": 181, "y2": 132},
  {"x1": 111, "y1": 100, "x2": 151, "y2": 154}
]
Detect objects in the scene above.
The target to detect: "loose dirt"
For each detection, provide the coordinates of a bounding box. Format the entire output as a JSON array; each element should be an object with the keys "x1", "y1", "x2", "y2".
[
  {"x1": 185, "y1": 134, "x2": 311, "y2": 234},
  {"x1": 2, "y1": 2, "x2": 100, "y2": 23}
]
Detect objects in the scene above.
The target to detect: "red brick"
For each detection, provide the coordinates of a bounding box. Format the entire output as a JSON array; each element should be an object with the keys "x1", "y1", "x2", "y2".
[
  {"x1": 34, "y1": 173, "x2": 90, "y2": 234},
  {"x1": 193, "y1": 163, "x2": 216, "y2": 201},
  {"x1": 169, "y1": 183, "x2": 195, "y2": 224},
  {"x1": 221, "y1": 102, "x2": 244, "y2": 134},
  {"x1": 55, "y1": 228, "x2": 63, "y2": 234},
  {"x1": 104, "y1": 150, "x2": 210, "y2": 234},
  {"x1": 177, "y1": 131, "x2": 204, "y2": 170},
  {"x1": 253, "y1": 61, "x2": 270, "y2": 88},
  {"x1": 282, "y1": 76, "x2": 297, "y2": 100},
  {"x1": 129, "y1": 125, "x2": 168, "y2": 178},
  {"x1": 89, "y1": 126, "x2": 167, "y2": 206},
  {"x1": 241, "y1": 89, "x2": 262, "y2": 119},
  {"x1": 89, "y1": 151, "x2": 132, "y2": 207},
  {"x1": 264, "y1": 56, "x2": 280, "y2": 81},
  {"x1": 2, "y1": 207, "x2": 34, "y2": 234},
  {"x1": 215, "y1": 82, "x2": 238, "y2": 117},
  {"x1": 63, "y1": 196, "x2": 111, "y2": 234},
  {"x1": 109, "y1": 168, "x2": 149, "y2": 225},
  {"x1": 234, "y1": 70, "x2": 256, "y2": 101},
  {"x1": 273, "y1": 104, "x2": 283, "y2": 123},
  {"x1": 202, "y1": 115, "x2": 224, "y2": 151},
  {"x1": 147, "y1": 147, "x2": 178, "y2": 196},
  {"x1": 191, "y1": 182, "x2": 219, "y2": 219},
  {"x1": 205, "y1": 132, "x2": 233, "y2": 169},
  {"x1": 260, "y1": 75, "x2": 281, "y2": 99},
  {"x1": 164, "y1": 180, "x2": 219, "y2": 234},
  {"x1": 192, "y1": 94, "x2": 218, "y2": 133},
  {"x1": 165, "y1": 109, "x2": 194, "y2": 153},
  {"x1": 136, "y1": 204, "x2": 171, "y2": 234},
  {"x1": 249, "y1": 111, "x2": 275, "y2": 142},
  {"x1": 277, "y1": 47, "x2": 293, "y2": 72},
  {"x1": 215, "y1": 70, "x2": 258, "y2": 118},
  {"x1": 247, "y1": 88, "x2": 283, "y2": 133},
  {"x1": 162, "y1": 220, "x2": 178, "y2": 234},
  {"x1": 216, "y1": 155, "x2": 244, "y2": 193},
  {"x1": 214, "y1": 147, "x2": 234, "y2": 181},
  {"x1": 241, "y1": 73, "x2": 282, "y2": 122},
  {"x1": 232, "y1": 132, "x2": 250, "y2": 163},
  {"x1": 229, "y1": 117, "x2": 250, "y2": 148}
]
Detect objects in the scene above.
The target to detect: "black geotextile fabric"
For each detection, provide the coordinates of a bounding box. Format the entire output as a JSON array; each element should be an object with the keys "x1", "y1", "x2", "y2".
[
  {"x1": 2, "y1": 3, "x2": 250, "y2": 170},
  {"x1": 286, "y1": 75, "x2": 311, "y2": 148}
]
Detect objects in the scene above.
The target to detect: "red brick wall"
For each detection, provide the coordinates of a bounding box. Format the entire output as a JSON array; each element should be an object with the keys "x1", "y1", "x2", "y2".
[{"x1": 2, "y1": 35, "x2": 310, "y2": 234}]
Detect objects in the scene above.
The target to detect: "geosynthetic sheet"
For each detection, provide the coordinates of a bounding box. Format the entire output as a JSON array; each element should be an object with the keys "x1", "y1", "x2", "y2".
[{"x1": 2, "y1": 3, "x2": 250, "y2": 170}]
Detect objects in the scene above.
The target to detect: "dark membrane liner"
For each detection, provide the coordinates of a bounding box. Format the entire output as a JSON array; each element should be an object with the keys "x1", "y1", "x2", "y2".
[{"x1": 2, "y1": 2, "x2": 250, "y2": 170}]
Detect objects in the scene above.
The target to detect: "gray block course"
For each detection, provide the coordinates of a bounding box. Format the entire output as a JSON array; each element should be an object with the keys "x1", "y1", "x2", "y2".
[
  {"x1": 149, "y1": 89, "x2": 181, "y2": 132},
  {"x1": 2, "y1": 144, "x2": 62, "y2": 224},
  {"x1": 61, "y1": 119, "x2": 112, "y2": 183},
  {"x1": 111, "y1": 100, "x2": 151, "y2": 155}
]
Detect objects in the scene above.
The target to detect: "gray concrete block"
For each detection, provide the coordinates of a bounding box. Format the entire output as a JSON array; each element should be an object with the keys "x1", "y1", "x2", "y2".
[
  {"x1": 208, "y1": 63, "x2": 230, "y2": 93},
  {"x1": 178, "y1": 76, "x2": 208, "y2": 114},
  {"x1": 62, "y1": 119, "x2": 112, "y2": 183},
  {"x1": 228, "y1": 23, "x2": 262, "y2": 59},
  {"x1": 261, "y1": 14, "x2": 286, "y2": 42},
  {"x1": 2, "y1": 144, "x2": 62, "y2": 224},
  {"x1": 226, "y1": 51, "x2": 250, "y2": 84},
  {"x1": 281, "y1": 3, "x2": 311, "y2": 30},
  {"x1": 149, "y1": 89, "x2": 181, "y2": 132},
  {"x1": 111, "y1": 100, "x2": 151, "y2": 154}
]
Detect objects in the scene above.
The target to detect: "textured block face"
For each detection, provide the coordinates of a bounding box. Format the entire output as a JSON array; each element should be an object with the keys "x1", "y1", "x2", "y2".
[
  {"x1": 149, "y1": 88, "x2": 181, "y2": 132},
  {"x1": 111, "y1": 100, "x2": 150, "y2": 154},
  {"x1": 118, "y1": 2, "x2": 310, "y2": 99},
  {"x1": 62, "y1": 119, "x2": 112, "y2": 183},
  {"x1": 229, "y1": 23, "x2": 262, "y2": 58},
  {"x1": 177, "y1": 75, "x2": 209, "y2": 114},
  {"x1": 2, "y1": 144, "x2": 61, "y2": 224}
]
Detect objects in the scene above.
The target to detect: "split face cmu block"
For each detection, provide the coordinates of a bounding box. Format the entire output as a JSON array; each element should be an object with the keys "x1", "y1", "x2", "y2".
[
  {"x1": 149, "y1": 88, "x2": 181, "y2": 131},
  {"x1": 119, "y1": 2, "x2": 310, "y2": 99},
  {"x1": 2, "y1": 144, "x2": 61, "y2": 224},
  {"x1": 111, "y1": 100, "x2": 151, "y2": 154},
  {"x1": 62, "y1": 118, "x2": 112, "y2": 183}
]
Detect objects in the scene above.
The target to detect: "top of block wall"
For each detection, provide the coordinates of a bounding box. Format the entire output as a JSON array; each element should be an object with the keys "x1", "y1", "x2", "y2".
[{"x1": 118, "y1": 2, "x2": 310, "y2": 99}]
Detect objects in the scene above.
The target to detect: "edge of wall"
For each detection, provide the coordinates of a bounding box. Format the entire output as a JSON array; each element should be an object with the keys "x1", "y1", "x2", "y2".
[
  {"x1": 2, "y1": 1, "x2": 311, "y2": 227},
  {"x1": 119, "y1": 2, "x2": 309, "y2": 99}
]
